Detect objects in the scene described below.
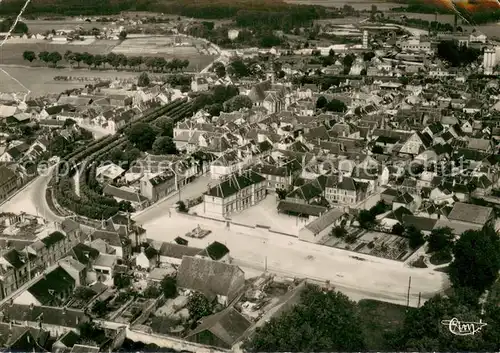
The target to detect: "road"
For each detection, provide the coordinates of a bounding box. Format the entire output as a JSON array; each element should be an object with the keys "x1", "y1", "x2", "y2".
[
  {"x1": 0, "y1": 171, "x2": 64, "y2": 223},
  {"x1": 134, "y1": 180, "x2": 448, "y2": 307},
  {"x1": 133, "y1": 174, "x2": 212, "y2": 225},
  {"x1": 79, "y1": 123, "x2": 112, "y2": 139}
]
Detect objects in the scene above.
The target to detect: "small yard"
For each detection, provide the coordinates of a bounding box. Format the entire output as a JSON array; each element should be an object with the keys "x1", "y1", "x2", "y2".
[
  {"x1": 322, "y1": 229, "x2": 414, "y2": 261},
  {"x1": 358, "y1": 299, "x2": 408, "y2": 350}
]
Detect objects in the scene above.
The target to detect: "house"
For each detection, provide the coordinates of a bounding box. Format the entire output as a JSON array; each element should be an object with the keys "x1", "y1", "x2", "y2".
[
  {"x1": 52, "y1": 330, "x2": 81, "y2": 352},
  {"x1": 0, "y1": 248, "x2": 37, "y2": 300},
  {"x1": 252, "y1": 160, "x2": 300, "y2": 192},
  {"x1": 109, "y1": 94, "x2": 132, "y2": 107},
  {"x1": 399, "y1": 132, "x2": 432, "y2": 156},
  {"x1": 68, "y1": 243, "x2": 100, "y2": 271},
  {"x1": 380, "y1": 188, "x2": 399, "y2": 205},
  {"x1": 96, "y1": 163, "x2": 125, "y2": 183},
  {"x1": 0, "y1": 143, "x2": 29, "y2": 162},
  {"x1": 58, "y1": 257, "x2": 87, "y2": 286},
  {"x1": 13, "y1": 267, "x2": 76, "y2": 306},
  {"x1": 203, "y1": 170, "x2": 266, "y2": 218},
  {"x1": 191, "y1": 77, "x2": 209, "y2": 92},
  {"x1": 324, "y1": 175, "x2": 368, "y2": 207},
  {"x1": 0, "y1": 322, "x2": 46, "y2": 351},
  {"x1": 157, "y1": 243, "x2": 203, "y2": 266},
  {"x1": 392, "y1": 192, "x2": 418, "y2": 213},
  {"x1": 93, "y1": 254, "x2": 118, "y2": 280},
  {"x1": 3, "y1": 304, "x2": 89, "y2": 337},
  {"x1": 184, "y1": 306, "x2": 251, "y2": 349},
  {"x1": 103, "y1": 184, "x2": 149, "y2": 210},
  {"x1": 0, "y1": 165, "x2": 19, "y2": 203},
  {"x1": 447, "y1": 202, "x2": 494, "y2": 227},
  {"x1": 28, "y1": 230, "x2": 80, "y2": 270},
  {"x1": 140, "y1": 170, "x2": 177, "y2": 202},
  {"x1": 135, "y1": 245, "x2": 158, "y2": 269},
  {"x1": 177, "y1": 256, "x2": 245, "y2": 306},
  {"x1": 463, "y1": 99, "x2": 482, "y2": 114},
  {"x1": 298, "y1": 208, "x2": 346, "y2": 244}
]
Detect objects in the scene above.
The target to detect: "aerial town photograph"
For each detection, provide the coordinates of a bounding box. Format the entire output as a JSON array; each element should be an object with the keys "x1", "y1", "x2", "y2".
[{"x1": 0, "y1": 0, "x2": 499, "y2": 351}]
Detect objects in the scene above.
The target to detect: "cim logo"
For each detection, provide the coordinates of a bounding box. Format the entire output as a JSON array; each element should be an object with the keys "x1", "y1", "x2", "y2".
[{"x1": 441, "y1": 318, "x2": 487, "y2": 336}]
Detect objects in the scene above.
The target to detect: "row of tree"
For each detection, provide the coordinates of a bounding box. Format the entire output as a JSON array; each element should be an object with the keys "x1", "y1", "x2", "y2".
[{"x1": 22, "y1": 50, "x2": 190, "y2": 72}]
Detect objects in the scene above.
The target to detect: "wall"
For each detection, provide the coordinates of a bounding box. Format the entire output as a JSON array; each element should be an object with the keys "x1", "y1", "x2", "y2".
[{"x1": 126, "y1": 328, "x2": 229, "y2": 353}]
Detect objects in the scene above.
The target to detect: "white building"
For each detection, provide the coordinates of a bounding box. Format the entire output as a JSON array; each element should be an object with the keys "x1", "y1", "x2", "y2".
[{"x1": 483, "y1": 48, "x2": 496, "y2": 75}]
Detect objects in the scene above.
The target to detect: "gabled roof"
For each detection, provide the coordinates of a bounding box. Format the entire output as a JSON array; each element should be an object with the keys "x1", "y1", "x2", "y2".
[
  {"x1": 177, "y1": 256, "x2": 244, "y2": 300},
  {"x1": 27, "y1": 267, "x2": 75, "y2": 306},
  {"x1": 447, "y1": 202, "x2": 493, "y2": 225},
  {"x1": 3, "y1": 304, "x2": 86, "y2": 328},
  {"x1": 304, "y1": 207, "x2": 344, "y2": 235},
  {"x1": 70, "y1": 243, "x2": 99, "y2": 266},
  {"x1": 159, "y1": 242, "x2": 202, "y2": 259},
  {"x1": 185, "y1": 307, "x2": 251, "y2": 348},
  {"x1": 206, "y1": 171, "x2": 266, "y2": 199}
]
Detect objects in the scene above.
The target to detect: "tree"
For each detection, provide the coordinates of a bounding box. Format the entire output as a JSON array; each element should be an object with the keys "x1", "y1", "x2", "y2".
[
  {"x1": 160, "y1": 276, "x2": 177, "y2": 299},
  {"x1": 388, "y1": 294, "x2": 486, "y2": 351},
  {"x1": 91, "y1": 300, "x2": 108, "y2": 317},
  {"x1": 371, "y1": 145, "x2": 384, "y2": 154},
  {"x1": 82, "y1": 52, "x2": 94, "y2": 68},
  {"x1": 152, "y1": 136, "x2": 178, "y2": 155},
  {"x1": 126, "y1": 123, "x2": 159, "y2": 151},
  {"x1": 47, "y1": 51, "x2": 62, "y2": 67},
  {"x1": 427, "y1": 227, "x2": 454, "y2": 253},
  {"x1": 330, "y1": 225, "x2": 347, "y2": 238},
  {"x1": 406, "y1": 225, "x2": 425, "y2": 249},
  {"x1": 213, "y1": 62, "x2": 226, "y2": 78},
  {"x1": 187, "y1": 292, "x2": 213, "y2": 321},
  {"x1": 177, "y1": 200, "x2": 188, "y2": 213},
  {"x1": 118, "y1": 200, "x2": 134, "y2": 212},
  {"x1": 22, "y1": 50, "x2": 36, "y2": 62},
  {"x1": 137, "y1": 72, "x2": 150, "y2": 87},
  {"x1": 223, "y1": 95, "x2": 253, "y2": 112},
  {"x1": 73, "y1": 286, "x2": 96, "y2": 300},
  {"x1": 244, "y1": 285, "x2": 365, "y2": 352},
  {"x1": 113, "y1": 272, "x2": 131, "y2": 289},
  {"x1": 228, "y1": 59, "x2": 249, "y2": 78},
  {"x1": 326, "y1": 99, "x2": 347, "y2": 112},
  {"x1": 93, "y1": 54, "x2": 105, "y2": 68},
  {"x1": 144, "y1": 285, "x2": 161, "y2": 298},
  {"x1": 363, "y1": 51, "x2": 375, "y2": 62},
  {"x1": 449, "y1": 226, "x2": 500, "y2": 293},
  {"x1": 78, "y1": 321, "x2": 105, "y2": 344},
  {"x1": 119, "y1": 30, "x2": 127, "y2": 40},
  {"x1": 154, "y1": 116, "x2": 174, "y2": 137},
  {"x1": 38, "y1": 51, "x2": 50, "y2": 65},
  {"x1": 357, "y1": 210, "x2": 375, "y2": 229},
  {"x1": 392, "y1": 223, "x2": 405, "y2": 236},
  {"x1": 276, "y1": 188, "x2": 288, "y2": 200},
  {"x1": 316, "y1": 96, "x2": 327, "y2": 109}
]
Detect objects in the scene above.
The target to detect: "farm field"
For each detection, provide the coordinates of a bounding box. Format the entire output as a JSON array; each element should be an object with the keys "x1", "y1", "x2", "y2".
[
  {"x1": 285, "y1": 0, "x2": 402, "y2": 10},
  {"x1": 0, "y1": 37, "x2": 215, "y2": 72},
  {"x1": 0, "y1": 66, "x2": 139, "y2": 96}
]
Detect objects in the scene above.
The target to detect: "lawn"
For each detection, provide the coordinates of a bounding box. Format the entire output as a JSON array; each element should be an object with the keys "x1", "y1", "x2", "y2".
[{"x1": 358, "y1": 299, "x2": 408, "y2": 350}]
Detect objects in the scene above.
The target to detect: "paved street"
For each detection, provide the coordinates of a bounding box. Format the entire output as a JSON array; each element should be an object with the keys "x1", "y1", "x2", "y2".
[
  {"x1": 0, "y1": 172, "x2": 63, "y2": 222},
  {"x1": 133, "y1": 174, "x2": 212, "y2": 225},
  {"x1": 141, "y1": 208, "x2": 448, "y2": 307},
  {"x1": 135, "y1": 179, "x2": 448, "y2": 307}
]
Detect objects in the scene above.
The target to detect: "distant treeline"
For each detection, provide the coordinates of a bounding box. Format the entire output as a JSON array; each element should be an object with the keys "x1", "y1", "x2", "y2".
[{"x1": 0, "y1": 0, "x2": 326, "y2": 28}]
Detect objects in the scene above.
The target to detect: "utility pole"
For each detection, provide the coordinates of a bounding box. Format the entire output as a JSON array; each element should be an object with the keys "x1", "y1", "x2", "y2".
[
  {"x1": 264, "y1": 256, "x2": 267, "y2": 272},
  {"x1": 406, "y1": 276, "x2": 412, "y2": 308},
  {"x1": 417, "y1": 291, "x2": 421, "y2": 308}
]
